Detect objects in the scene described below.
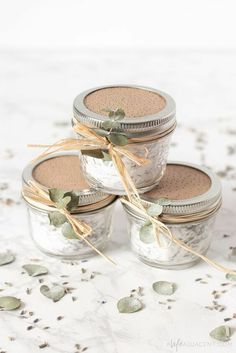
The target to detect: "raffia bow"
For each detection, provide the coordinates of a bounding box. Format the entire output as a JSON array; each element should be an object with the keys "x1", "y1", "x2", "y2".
[
  {"x1": 29, "y1": 121, "x2": 236, "y2": 275},
  {"x1": 22, "y1": 181, "x2": 116, "y2": 265}
]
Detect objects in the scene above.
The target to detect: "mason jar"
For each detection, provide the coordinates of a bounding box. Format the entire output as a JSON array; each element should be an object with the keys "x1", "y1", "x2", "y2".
[
  {"x1": 73, "y1": 85, "x2": 176, "y2": 195},
  {"x1": 122, "y1": 161, "x2": 222, "y2": 269},
  {"x1": 22, "y1": 153, "x2": 116, "y2": 259}
]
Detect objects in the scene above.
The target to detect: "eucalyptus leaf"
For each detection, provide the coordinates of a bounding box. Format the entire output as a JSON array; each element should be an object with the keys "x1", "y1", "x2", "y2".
[
  {"x1": 23, "y1": 264, "x2": 48, "y2": 277},
  {"x1": 117, "y1": 296, "x2": 142, "y2": 313},
  {"x1": 152, "y1": 281, "x2": 176, "y2": 295},
  {"x1": 62, "y1": 222, "x2": 78, "y2": 239},
  {"x1": 64, "y1": 191, "x2": 79, "y2": 211},
  {"x1": 113, "y1": 108, "x2": 125, "y2": 120},
  {"x1": 209, "y1": 325, "x2": 231, "y2": 342},
  {"x1": 108, "y1": 132, "x2": 129, "y2": 146},
  {"x1": 140, "y1": 222, "x2": 155, "y2": 244},
  {"x1": 0, "y1": 252, "x2": 15, "y2": 266},
  {"x1": 49, "y1": 188, "x2": 65, "y2": 203},
  {"x1": 48, "y1": 212, "x2": 67, "y2": 227},
  {"x1": 0, "y1": 296, "x2": 21, "y2": 310},
  {"x1": 81, "y1": 149, "x2": 104, "y2": 159},
  {"x1": 226, "y1": 272, "x2": 236, "y2": 281},
  {"x1": 102, "y1": 151, "x2": 112, "y2": 162},
  {"x1": 93, "y1": 128, "x2": 110, "y2": 137},
  {"x1": 101, "y1": 120, "x2": 116, "y2": 130},
  {"x1": 147, "y1": 203, "x2": 163, "y2": 217},
  {"x1": 40, "y1": 284, "x2": 65, "y2": 302},
  {"x1": 56, "y1": 196, "x2": 71, "y2": 209}
]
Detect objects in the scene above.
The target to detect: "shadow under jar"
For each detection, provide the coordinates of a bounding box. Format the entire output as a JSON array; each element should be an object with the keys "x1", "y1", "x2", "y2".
[
  {"x1": 73, "y1": 85, "x2": 176, "y2": 195},
  {"x1": 122, "y1": 162, "x2": 222, "y2": 269},
  {"x1": 22, "y1": 153, "x2": 116, "y2": 259}
]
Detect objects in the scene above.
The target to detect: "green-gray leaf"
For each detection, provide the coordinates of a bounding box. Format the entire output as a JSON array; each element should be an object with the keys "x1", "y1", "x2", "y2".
[
  {"x1": 0, "y1": 296, "x2": 21, "y2": 310},
  {"x1": 152, "y1": 281, "x2": 176, "y2": 295},
  {"x1": 140, "y1": 222, "x2": 155, "y2": 244},
  {"x1": 23, "y1": 264, "x2": 48, "y2": 277},
  {"x1": 117, "y1": 296, "x2": 142, "y2": 313},
  {"x1": 0, "y1": 252, "x2": 15, "y2": 266},
  {"x1": 102, "y1": 151, "x2": 112, "y2": 162},
  {"x1": 48, "y1": 212, "x2": 67, "y2": 227},
  {"x1": 49, "y1": 188, "x2": 65, "y2": 203},
  {"x1": 62, "y1": 222, "x2": 78, "y2": 239},
  {"x1": 113, "y1": 108, "x2": 125, "y2": 120},
  {"x1": 56, "y1": 196, "x2": 71, "y2": 209},
  {"x1": 108, "y1": 132, "x2": 129, "y2": 146},
  {"x1": 209, "y1": 325, "x2": 231, "y2": 342},
  {"x1": 93, "y1": 128, "x2": 110, "y2": 137},
  {"x1": 64, "y1": 191, "x2": 79, "y2": 211},
  {"x1": 226, "y1": 272, "x2": 236, "y2": 281},
  {"x1": 101, "y1": 120, "x2": 116, "y2": 130},
  {"x1": 147, "y1": 203, "x2": 163, "y2": 217},
  {"x1": 81, "y1": 149, "x2": 104, "y2": 159},
  {"x1": 40, "y1": 284, "x2": 65, "y2": 302}
]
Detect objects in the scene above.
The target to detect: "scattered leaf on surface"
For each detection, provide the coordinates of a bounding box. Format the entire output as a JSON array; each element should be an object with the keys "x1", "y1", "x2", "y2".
[
  {"x1": 23, "y1": 264, "x2": 48, "y2": 277},
  {"x1": 0, "y1": 296, "x2": 21, "y2": 310},
  {"x1": 117, "y1": 296, "x2": 142, "y2": 313},
  {"x1": 0, "y1": 252, "x2": 15, "y2": 266},
  {"x1": 40, "y1": 285, "x2": 65, "y2": 302},
  {"x1": 152, "y1": 281, "x2": 176, "y2": 295},
  {"x1": 209, "y1": 325, "x2": 231, "y2": 342}
]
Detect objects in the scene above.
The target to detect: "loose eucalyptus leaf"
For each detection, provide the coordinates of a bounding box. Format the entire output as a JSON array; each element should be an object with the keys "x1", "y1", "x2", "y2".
[
  {"x1": 93, "y1": 128, "x2": 110, "y2": 137},
  {"x1": 108, "y1": 132, "x2": 129, "y2": 146},
  {"x1": 81, "y1": 149, "x2": 104, "y2": 159},
  {"x1": 56, "y1": 196, "x2": 71, "y2": 209},
  {"x1": 64, "y1": 192, "x2": 79, "y2": 211},
  {"x1": 117, "y1": 296, "x2": 142, "y2": 313},
  {"x1": 152, "y1": 281, "x2": 176, "y2": 295},
  {"x1": 49, "y1": 188, "x2": 65, "y2": 203},
  {"x1": 62, "y1": 222, "x2": 78, "y2": 239},
  {"x1": 147, "y1": 203, "x2": 163, "y2": 217},
  {"x1": 0, "y1": 296, "x2": 21, "y2": 310},
  {"x1": 40, "y1": 284, "x2": 65, "y2": 302},
  {"x1": 0, "y1": 252, "x2": 15, "y2": 266},
  {"x1": 226, "y1": 272, "x2": 236, "y2": 281},
  {"x1": 48, "y1": 212, "x2": 67, "y2": 227},
  {"x1": 23, "y1": 264, "x2": 48, "y2": 277},
  {"x1": 209, "y1": 325, "x2": 231, "y2": 342},
  {"x1": 140, "y1": 222, "x2": 155, "y2": 244},
  {"x1": 102, "y1": 151, "x2": 112, "y2": 162}
]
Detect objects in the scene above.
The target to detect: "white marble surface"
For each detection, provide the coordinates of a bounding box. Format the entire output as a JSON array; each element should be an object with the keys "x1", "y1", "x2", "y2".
[{"x1": 0, "y1": 49, "x2": 236, "y2": 353}]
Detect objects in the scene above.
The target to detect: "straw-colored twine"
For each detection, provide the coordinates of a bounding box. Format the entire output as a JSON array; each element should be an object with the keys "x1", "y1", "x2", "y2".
[{"x1": 22, "y1": 181, "x2": 116, "y2": 265}]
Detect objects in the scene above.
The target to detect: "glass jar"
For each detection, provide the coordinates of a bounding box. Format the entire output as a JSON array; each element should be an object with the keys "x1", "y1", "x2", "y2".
[
  {"x1": 22, "y1": 153, "x2": 117, "y2": 259},
  {"x1": 73, "y1": 85, "x2": 176, "y2": 195},
  {"x1": 122, "y1": 162, "x2": 222, "y2": 269}
]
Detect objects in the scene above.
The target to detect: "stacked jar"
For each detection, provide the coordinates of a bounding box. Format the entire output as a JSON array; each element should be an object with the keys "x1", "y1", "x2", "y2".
[{"x1": 22, "y1": 84, "x2": 222, "y2": 269}]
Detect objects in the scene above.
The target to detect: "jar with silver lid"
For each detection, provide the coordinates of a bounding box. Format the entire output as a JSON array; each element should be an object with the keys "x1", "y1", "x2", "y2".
[
  {"x1": 22, "y1": 153, "x2": 117, "y2": 259},
  {"x1": 73, "y1": 85, "x2": 176, "y2": 195},
  {"x1": 122, "y1": 162, "x2": 222, "y2": 269}
]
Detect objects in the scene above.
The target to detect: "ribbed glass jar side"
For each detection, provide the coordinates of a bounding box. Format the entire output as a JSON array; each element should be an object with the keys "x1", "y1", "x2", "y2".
[
  {"x1": 125, "y1": 210, "x2": 216, "y2": 269},
  {"x1": 80, "y1": 134, "x2": 171, "y2": 195},
  {"x1": 26, "y1": 202, "x2": 115, "y2": 259}
]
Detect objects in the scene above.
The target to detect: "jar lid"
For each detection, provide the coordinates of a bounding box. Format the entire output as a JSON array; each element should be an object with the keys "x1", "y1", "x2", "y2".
[
  {"x1": 140, "y1": 162, "x2": 222, "y2": 216},
  {"x1": 22, "y1": 152, "x2": 116, "y2": 213},
  {"x1": 73, "y1": 85, "x2": 176, "y2": 136}
]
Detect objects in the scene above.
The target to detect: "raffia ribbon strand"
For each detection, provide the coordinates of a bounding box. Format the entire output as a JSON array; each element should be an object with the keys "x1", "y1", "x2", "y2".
[{"x1": 22, "y1": 181, "x2": 116, "y2": 265}]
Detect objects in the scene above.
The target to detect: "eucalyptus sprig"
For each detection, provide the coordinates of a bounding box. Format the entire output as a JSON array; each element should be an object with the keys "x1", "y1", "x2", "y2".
[
  {"x1": 48, "y1": 188, "x2": 79, "y2": 239},
  {"x1": 81, "y1": 108, "x2": 128, "y2": 161},
  {"x1": 139, "y1": 198, "x2": 171, "y2": 244}
]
